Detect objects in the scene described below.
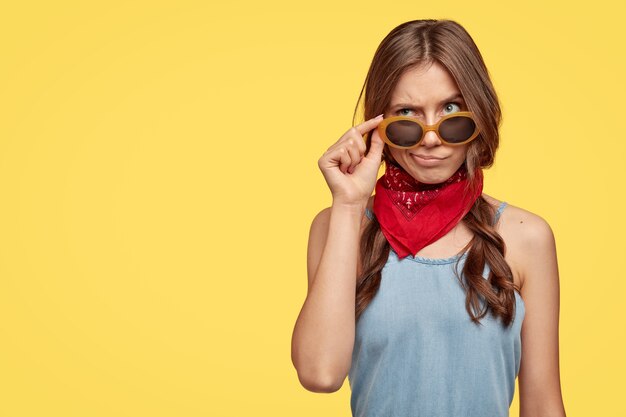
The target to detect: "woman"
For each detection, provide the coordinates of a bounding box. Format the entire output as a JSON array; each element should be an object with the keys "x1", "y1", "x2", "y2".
[{"x1": 291, "y1": 19, "x2": 566, "y2": 417}]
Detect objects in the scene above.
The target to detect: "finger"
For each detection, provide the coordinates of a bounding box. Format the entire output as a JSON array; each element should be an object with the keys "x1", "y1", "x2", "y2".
[
  {"x1": 364, "y1": 127, "x2": 385, "y2": 162},
  {"x1": 328, "y1": 130, "x2": 361, "y2": 154},
  {"x1": 327, "y1": 129, "x2": 357, "y2": 154},
  {"x1": 337, "y1": 147, "x2": 352, "y2": 174},
  {"x1": 328, "y1": 115, "x2": 382, "y2": 153},
  {"x1": 353, "y1": 113, "x2": 385, "y2": 136},
  {"x1": 353, "y1": 131, "x2": 367, "y2": 155},
  {"x1": 345, "y1": 142, "x2": 362, "y2": 174}
]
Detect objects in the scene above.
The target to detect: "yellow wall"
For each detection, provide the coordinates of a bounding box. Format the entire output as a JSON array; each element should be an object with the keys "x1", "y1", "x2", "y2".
[{"x1": 0, "y1": 1, "x2": 623, "y2": 415}]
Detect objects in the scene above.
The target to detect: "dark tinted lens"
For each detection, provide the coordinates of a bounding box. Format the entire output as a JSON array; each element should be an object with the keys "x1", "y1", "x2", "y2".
[
  {"x1": 439, "y1": 115, "x2": 476, "y2": 143},
  {"x1": 385, "y1": 120, "x2": 423, "y2": 147}
]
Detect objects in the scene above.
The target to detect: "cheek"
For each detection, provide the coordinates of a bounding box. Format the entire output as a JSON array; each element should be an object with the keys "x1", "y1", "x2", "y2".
[
  {"x1": 388, "y1": 146, "x2": 407, "y2": 160},
  {"x1": 450, "y1": 145, "x2": 469, "y2": 162}
]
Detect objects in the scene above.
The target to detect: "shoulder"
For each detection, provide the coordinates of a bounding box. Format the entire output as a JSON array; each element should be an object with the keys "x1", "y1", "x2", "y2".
[
  {"x1": 311, "y1": 206, "x2": 332, "y2": 226},
  {"x1": 482, "y1": 193, "x2": 553, "y2": 239},
  {"x1": 485, "y1": 194, "x2": 556, "y2": 290},
  {"x1": 492, "y1": 197, "x2": 555, "y2": 249}
]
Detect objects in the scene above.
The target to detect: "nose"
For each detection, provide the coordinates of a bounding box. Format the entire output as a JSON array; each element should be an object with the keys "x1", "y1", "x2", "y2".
[
  {"x1": 420, "y1": 117, "x2": 443, "y2": 147},
  {"x1": 420, "y1": 130, "x2": 441, "y2": 147}
]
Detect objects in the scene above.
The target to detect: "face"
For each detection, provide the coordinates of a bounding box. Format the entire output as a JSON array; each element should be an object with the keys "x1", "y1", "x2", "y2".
[{"x1": 384, "y1": 61, "x2": 470, "y2": 184}]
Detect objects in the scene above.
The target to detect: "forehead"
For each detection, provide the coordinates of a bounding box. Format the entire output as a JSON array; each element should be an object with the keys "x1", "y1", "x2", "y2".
[{"x1": 390, "y1": 62, "x2": 462, "y2": 106}]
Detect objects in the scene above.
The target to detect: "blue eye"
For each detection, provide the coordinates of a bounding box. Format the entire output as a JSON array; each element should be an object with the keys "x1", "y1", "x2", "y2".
[
  {"x1": 443, "y1": 102, "x2": 462, "y2": 114},
  {"x1": 397, "y1": 102, "x2": 463, "y2": 117}
]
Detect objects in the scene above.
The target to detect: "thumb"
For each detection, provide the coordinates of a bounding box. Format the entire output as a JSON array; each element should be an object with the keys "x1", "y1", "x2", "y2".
[{"x1": 365, "y1": 128, "x2": 385, "y2": 162}]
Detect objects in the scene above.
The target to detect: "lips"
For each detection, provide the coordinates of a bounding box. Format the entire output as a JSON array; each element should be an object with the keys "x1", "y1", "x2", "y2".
[
  {"x1": 410, "y1": 153, "x2": 446, "y2": 167},
  {"x1": 411, "y1": 154, "x2": 445, "y2": 160}
]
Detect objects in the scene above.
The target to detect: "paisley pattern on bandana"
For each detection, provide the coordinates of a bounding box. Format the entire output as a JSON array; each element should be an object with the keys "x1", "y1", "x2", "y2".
[
  {"x1": 382, "y1": 164, "x2": 467, "y2": 221},
  {"x1": 373, "y1": 162, "x2": 483, "y2": 259}
]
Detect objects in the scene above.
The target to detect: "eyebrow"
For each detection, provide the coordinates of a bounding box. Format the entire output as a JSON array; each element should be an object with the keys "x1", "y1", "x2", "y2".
[{"x1": 389, "y1": 93, "x2": 464, "y2": 111}]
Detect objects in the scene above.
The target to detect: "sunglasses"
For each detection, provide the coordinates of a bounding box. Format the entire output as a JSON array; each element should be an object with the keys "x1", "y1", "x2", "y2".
[{"x1": 376, "y1": 111, "x2": 480, "y2": 149}]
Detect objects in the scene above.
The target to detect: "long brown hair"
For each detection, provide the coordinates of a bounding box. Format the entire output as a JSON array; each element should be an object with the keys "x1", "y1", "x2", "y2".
[{"x1": 353, "y1": 19, "x2": 521, "y2": 327}]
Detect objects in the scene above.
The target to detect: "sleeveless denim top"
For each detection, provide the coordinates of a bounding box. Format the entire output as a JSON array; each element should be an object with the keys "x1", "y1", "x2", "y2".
[{"x1": 348, "y1": 201, "x2": 525, "y2": 417}]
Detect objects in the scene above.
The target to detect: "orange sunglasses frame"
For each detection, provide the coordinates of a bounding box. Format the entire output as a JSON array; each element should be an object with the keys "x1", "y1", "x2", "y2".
[{"x1": 376, "y1": 111, "x2": 480, "y2": 149}]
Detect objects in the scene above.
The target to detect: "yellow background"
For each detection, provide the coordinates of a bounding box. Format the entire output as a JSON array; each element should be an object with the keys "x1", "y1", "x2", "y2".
[{"x1": 1, "y1": 1, "x2": 623, "y2": 416}]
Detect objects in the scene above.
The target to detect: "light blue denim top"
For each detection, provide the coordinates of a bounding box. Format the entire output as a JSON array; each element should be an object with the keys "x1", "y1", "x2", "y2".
[{"x1": 348, "y1": 201, "x2": 525, "y2": 417}]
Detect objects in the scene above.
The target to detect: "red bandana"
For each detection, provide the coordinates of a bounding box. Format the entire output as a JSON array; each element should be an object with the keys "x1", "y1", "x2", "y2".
[{"x1": 372, "y1": 162, "x2": 483, "y2": 259}]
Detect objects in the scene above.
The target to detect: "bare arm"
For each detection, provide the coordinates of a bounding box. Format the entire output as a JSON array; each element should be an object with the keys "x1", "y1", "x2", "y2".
[
  {"x1": 291, "y1": 202, "x2": 366, "y2": 393},
  {"x1": 518, "y1": 214, "x2": 567, "y2": 417},
  {"x1": 291, "y1": 114, "x2": 385, "y2": 393}
]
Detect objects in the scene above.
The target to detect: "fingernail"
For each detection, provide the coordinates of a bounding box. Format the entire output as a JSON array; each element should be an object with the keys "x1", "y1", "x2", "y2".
[{"x1": 376, "y1": 114, "x2": 384, "y2": 119}]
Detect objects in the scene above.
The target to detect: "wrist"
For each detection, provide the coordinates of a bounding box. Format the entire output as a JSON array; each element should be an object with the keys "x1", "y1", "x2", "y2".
[{"x1": 331, "y1": 199, "x2": 368, "y2": 213}]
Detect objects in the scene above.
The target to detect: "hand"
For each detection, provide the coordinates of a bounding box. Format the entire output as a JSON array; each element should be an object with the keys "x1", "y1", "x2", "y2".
[{"x1": 317, "y1": 114, "x2": 386, "y2": 207}]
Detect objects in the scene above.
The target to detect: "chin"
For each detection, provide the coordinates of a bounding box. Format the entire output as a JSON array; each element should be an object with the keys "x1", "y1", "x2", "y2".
[
  {"x1": 413, "y1": 171, "x2": 452, "y2": 184},
  {"x1": 403, "y1": 162, "x2": 457, "y2": 184}
]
